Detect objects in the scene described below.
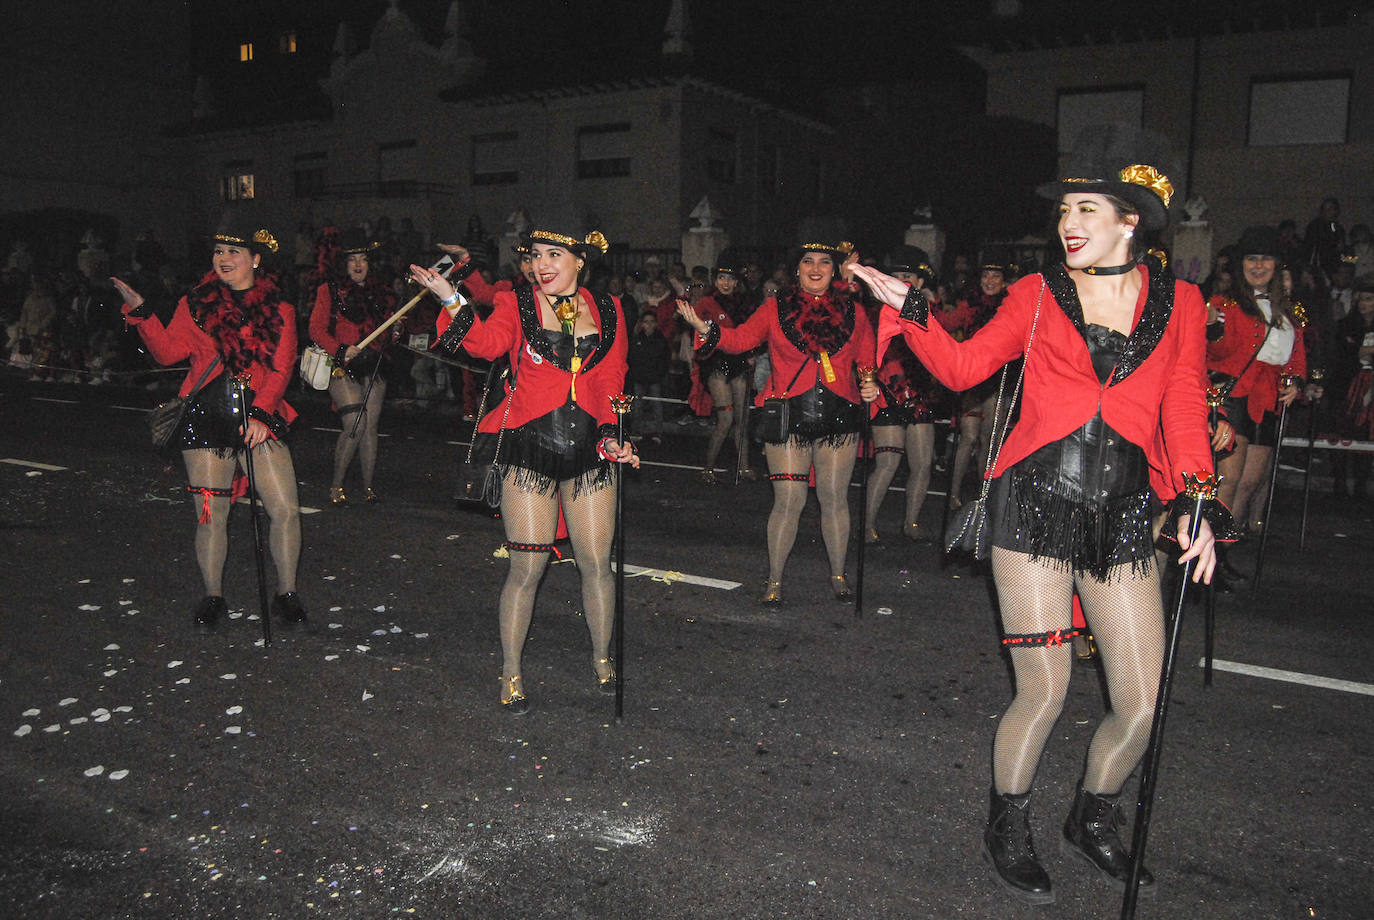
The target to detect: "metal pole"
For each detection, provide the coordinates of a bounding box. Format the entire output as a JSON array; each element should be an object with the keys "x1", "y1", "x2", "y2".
[
  {"x1": 1300, "y1": 369, "x2": 1324, "y2": 550},
  {"x1": 610, "y1": 393, "x2": 633, "y2": 720},
  {"x1": 855, "y1": 366, "x2": 877, "y2": 618},
  {"x1": 1204, "y1": 390, "x2": 1222, "y2": 688},
  {"x1": 235, "y1": 378, "x2": 272, "y2": 645},
  {"x1": 1120, "y1": 480, "x2": 1210, "y2": 919},
  {"x1": 1251, "y1": 379, "x2": 1294, "y2": 594}
]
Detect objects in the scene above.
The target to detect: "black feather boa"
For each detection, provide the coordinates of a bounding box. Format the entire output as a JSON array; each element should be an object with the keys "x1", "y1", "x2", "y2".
[{"x1": 189, "y1": 272, "x2": 286, "y2": 375}]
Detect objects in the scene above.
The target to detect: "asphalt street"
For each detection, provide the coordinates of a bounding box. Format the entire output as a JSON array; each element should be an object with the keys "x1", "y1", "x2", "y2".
[{"x1": 2, "y1": 372, "x2": 1371, "y2": 920}]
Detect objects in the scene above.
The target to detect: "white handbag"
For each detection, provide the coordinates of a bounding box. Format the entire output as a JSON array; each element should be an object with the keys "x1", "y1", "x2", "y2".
[{"x1": 300, "y1": 344, "x2": 334, "y2": 390}]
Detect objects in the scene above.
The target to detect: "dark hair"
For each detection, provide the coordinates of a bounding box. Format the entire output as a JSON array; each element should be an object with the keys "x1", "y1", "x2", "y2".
[
  {"x1": 1056, "y1": 192, "x2": 1145, "y2": 260},
  {"x1": 1232, "y1": 257, "x2": 1294, "y2": 327}
]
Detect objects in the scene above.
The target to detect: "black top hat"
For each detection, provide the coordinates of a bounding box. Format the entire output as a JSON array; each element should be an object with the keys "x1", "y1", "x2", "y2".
[
  {"x1": 794, "y1": 240, "x2": 855, "y2": 263},
  {"x1": 1037, "y1": 123, "x2": 1176, "y2": 231},
  {"x1": 885, "y1": 245, "x2": 934, "y2": 282},
  {"x1": 1236, "y1": 226, "x2": 1280, "y2": 258},
  {"x1": 713, "y1": 249, "x2": 742, "y2": 276},
  {"x1": 339, "y1": 228, "x2": 381, "y2": 255},
  {"x1": 211, "y1": 220, "x2": 279, "y2": 256},
  {"x1": 520, "y1": 215, "x2": 610, "y2": 263}
]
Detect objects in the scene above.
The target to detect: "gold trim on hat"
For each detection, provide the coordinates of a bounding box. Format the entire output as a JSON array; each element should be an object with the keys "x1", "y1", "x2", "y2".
[
  {"x1": 1118, "y1": 164, "x2": 1173, "y2": 209},
  {"x1": 214, "y1": 229, "x2": 279, "y2": 253},
  {"x1": 528, "y1": 229, "x2": 610, "y2": 254}
]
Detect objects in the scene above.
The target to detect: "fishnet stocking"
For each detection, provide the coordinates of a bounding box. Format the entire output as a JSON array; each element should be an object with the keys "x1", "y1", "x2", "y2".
[
  {"x1": 329, "y1": 375, "x2": 387, "y2": 490},
  {"x1": 183, "y1": 442, "x2": 301, "y2": 596},
  {"x1": 496, "y1": 471, "x2": 619, "y2": 678},
  {"x1": 704, "y1": 374, "x2": 748, "y2": 470},
  {"x1": 989, "y1": 547, "x2": 1163, "y2": 796},
  {"x1": 763, "y1": 436, "x2": 857, "y2": 582}
]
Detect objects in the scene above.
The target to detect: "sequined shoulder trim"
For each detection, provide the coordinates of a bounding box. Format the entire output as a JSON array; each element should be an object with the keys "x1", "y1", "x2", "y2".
[{"x1": 515, "y1": 287, "x2": 617, "y2": 373}]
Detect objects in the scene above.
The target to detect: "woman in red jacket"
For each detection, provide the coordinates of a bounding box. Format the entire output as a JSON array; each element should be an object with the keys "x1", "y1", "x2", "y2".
[
  {"x1": 854, "y1": 138, "x2": 1232, "y2": 903},
  {"x1": 412, "y1": 222, "x2": 637, "y2": 715},
  {"x1": 677, "y1": 241, "x2": 879, "y2": 604},
  {"x1": 111, "y1": 224, "x2": 306, "y2": 632},
  {"x1": 1205, "y1": 226, "x2": 1306, "y2": 533},
  {"x1": 864, "y1": 246, "x2": 945, "y2": 543},
  {"x1": 690, "y1": 256, "x2": 759, "y2": 482},
  {"x1": 309, "y1": 230, "x2": 398, "y2": 505}
]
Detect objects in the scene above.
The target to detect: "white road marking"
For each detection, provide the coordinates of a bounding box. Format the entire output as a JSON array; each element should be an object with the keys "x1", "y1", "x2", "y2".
[
  {"x1": 233, "y1": 497, "x2": 321, "y2": 515},
  {"x1": 1, "y1": 458, "x2": 68, "y2": 471},
  {"x1": 1202, "y1": 658, "x2": 1374, "y2": 697},
  {"x1": 30, "y1": 397, "x2": 79, "y2": 405},
  {"x1": 611, "y1": 563, "x2": 741, "y2": 590},
  {"x1": 110, "y1": 405, "x2": 147, "y2": 412}
]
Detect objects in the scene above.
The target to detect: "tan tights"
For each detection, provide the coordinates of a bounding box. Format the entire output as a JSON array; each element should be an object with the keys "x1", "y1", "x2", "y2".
[
  {"x1": 865, "y1": 422, "x2": 934, "y2": 532},
  {"x1": 763, "y1": 435, "x2": 857, "y2": 583},
  {"x1": 183, "y1": 444, "x2": 301, "y2": 597},
  {"x1": 704, "y1": 373, "x2": 750, "y2": 471},
  {"x1": 989, "y1": 547, "x2": 1164, "y2": 797},
  {"x1": 497, "y1": 472, "x2": 617, "y2": 680},
  {"x1": 328, "y1": 374, "x2": 386, "y2": 491}
]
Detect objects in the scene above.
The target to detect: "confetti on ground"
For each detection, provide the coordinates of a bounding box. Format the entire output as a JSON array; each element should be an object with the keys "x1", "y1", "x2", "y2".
[
  {"x1": 104, "y1": 644, "x2": 120, "y2": 651},
  {"x1": 414, "y1": 633, "x2": 429, "y2": 639},
  {"x1": 389, "y1": 554, "x2": 402, "y2": 559},
  {"x1": 78, "y1": 604, "x2": 101, "y2": 611},
  {"x1": 356, "y1": 645, "x2": 370, "y2": 653},
  {"x1": 122, "y1": 578, "x2": 135, "y2": 584},
  {"x1": 389, "y1": 626, "x2": 401, "y2": 633},
  {"x1": 220, "y1": 674, "x2": 237, "y2": 681},
  {"x1": 168, "y1": 661, "x2": 183, "y2": 669},
  {"x1": 109, "y1": 770, "x2": 129, "y2": 781},
  {"x1": 361, "y1": 691, "x2": 374, "y2": 701},
  {"x1": 876, "y1": 607, "x2": 893, "y2": 616},
  {"x1": 372, "y1": 605, "x2": 386, "y2": 612},
  {"x1": 329, "y1": 606, "x2": 342, "y2": 612},
  {"x1": 226, "y1": 706, "x2": 242, "y2": 715},
  {"x1": 225, "y1": 726, "x2": 242, "y2": 735},
  {"x1": 43, "y1": 724, "x2": 60, "y2": 733},
  {"x1": 114, "y1": 706, "x2": 132, "y2": 713},
  {"x1": 371, "y1": 629, "x2": 388, "y2": 636},
  {"x1": 78, "y1": 578, "x2": 91, "y2": 584},
  {"x1": 70, "y1": 717, "x2": 88, "y2": 725},
  {"x1": 60, "y1": 698, "x2": 77, "y2": 706},
  {"x1": 103, "y1": 670, "x2": 118, "y2": 677},
  {"x1": 84, "y1": 766, "x2": 104, "y2": 777},
  {"x1": 22, "y1": 709, "x2": 39, "y2": 717},
  {"x1": 13, "y1": 725, "x2": 32, "y2": 737},
  {"x1": 324, "y1": 655, "x2": 339, "y2": 661},
  {"x1": 329, "y1": 623, "x2": 343, "y2": 629},
  {"x1": 176, "y1": 678, "x2": 190, "y2": 685}
]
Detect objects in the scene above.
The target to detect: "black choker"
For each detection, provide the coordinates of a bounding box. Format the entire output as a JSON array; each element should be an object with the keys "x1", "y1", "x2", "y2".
[{"x1": 1082, "y1": 262, "x2": 1137, "y2": 276}]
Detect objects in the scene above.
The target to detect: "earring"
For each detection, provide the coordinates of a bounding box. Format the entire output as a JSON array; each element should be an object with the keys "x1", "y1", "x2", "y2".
[{"x1": 1123, "y1": 228, "x2": 1135, "y2": 240}]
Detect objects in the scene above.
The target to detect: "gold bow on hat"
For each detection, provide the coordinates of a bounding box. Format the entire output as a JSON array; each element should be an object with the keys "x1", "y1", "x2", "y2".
[
  {"x1": 584, "y1": 230, "x2": 610, "y2": 255},
  {"x1": 1118, "y1": 165, "x2": 1174, "y2": 209}
]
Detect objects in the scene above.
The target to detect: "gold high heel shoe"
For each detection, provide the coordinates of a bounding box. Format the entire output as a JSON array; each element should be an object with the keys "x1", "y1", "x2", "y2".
[
  {"x1": 758, "y1": 580, "x2": 783, "y2": 605},
  {"x1": 363, "y1": 487, "x2": 378, "y2": 503},
  {"x1": 864, "y1": 526, "x2": 880, "y2": 545},
  {"x1": 330, "y1": 486, "x2": 347, "y2": 505},
  {"x1": 903, "y1": 521, "x2": 921, "y2": 542},
  {"x1": 594, "y1": 657, "x2": 617, "y2": 695},
  {"x1": 697, "y1": 468, "x2": 719, "y2": 484},
  {"x1": 1073, "y1": 634, "x2": 1098, "y2": 662},
  {"x1": 499, "y1": 674, "x2": 530, "y2": 714},
  {"x1": 830, "y1": 574, "x2": 853, "y2": 601}
]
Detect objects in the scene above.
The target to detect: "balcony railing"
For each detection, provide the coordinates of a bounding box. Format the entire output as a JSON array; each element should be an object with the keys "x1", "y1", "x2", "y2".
[{"x1": 308, "y1": 181, "x2": 459, "y2": 200}]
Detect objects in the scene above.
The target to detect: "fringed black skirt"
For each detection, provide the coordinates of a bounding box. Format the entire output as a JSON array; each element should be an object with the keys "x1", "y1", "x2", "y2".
[
  {"x1": 786, "y1": 383, "x2": 864, "y2": 447},
  {"x1": 485, "y1": 399, "x2": 613, "y2": 499}
]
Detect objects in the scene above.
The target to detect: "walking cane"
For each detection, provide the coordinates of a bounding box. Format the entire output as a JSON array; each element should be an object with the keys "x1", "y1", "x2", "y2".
[
  {"x1": 348, "y1": 357, "x2": 383, "y2": 440},
  {"x1": 854, "y1": 366, "x2": 877, "y2": 619},
  {"x1": 610, "y1": 393, "x2": 634, "y2": 720},
  {"x1": 234, "y1": 377, "x2": 272, "y2": 645},
  {"x1": 1251, "y1": 374, "x2": 1296, "y2": 594},
  {"x1": 1203, "y1": 386, "x2": 1224, "y2": 688},
  {"x1": 1120, "y1": 474, "x2": 1213, "y2": 920},
  {"x1": 1299, "y1": 369, "x2": 1324, "y2": 550}
]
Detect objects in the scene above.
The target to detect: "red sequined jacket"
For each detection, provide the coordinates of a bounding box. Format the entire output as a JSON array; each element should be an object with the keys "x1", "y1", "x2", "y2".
[
  {"x1": 123, "y1": 275, "x2": 297, "y2": 426},
  {"x1": 879, "y1": 264, "x2": 1212, "y2": 503},
  {"x1": 434, "y1": 287, "x2": 627, "y2": 434}
]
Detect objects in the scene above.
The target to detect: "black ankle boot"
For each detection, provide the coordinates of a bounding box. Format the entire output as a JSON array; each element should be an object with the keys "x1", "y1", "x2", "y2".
[
  {"x1": 983, "y1": 790, "x2": 1054, "y2": 904},
  {"x1": 193, "y1": 595, "x2": 226, "y2": 631},
  {"x1": 1062, "y1": 786, "x2": 1154, "y2": 890},
  {"x1": 272, "y1": 592, "x2": 308, "y2": 627}
]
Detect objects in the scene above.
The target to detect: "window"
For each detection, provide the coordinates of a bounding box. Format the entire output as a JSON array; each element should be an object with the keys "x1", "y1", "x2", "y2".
[
  {"x1": 706, "y1": 128, "x2": 737, "y2": 184},
  {"x1": 576, "y1": 123, "x2": 631, "y2": 179},
  {"x1": 472, "y1": 132, "x2": 519, "y2": 185},
  {"x1": 1056, "y1": 86, "x2": 1143, "y2": 154},
  {"x1": 293, "y1": 152, "x2": 327, "y2": 198},
  {"x1": 1248, "y1": 75, "x2": 1350, "y2": 146},
  {"x1": 278, "y1": 31, "x2": 297, "y2": 54},
  {"x1": 220, "y1": 174, "x2": 255, "y2": 201},
  {"x1": 238, "y1": 42, "x2": 254, "y2": 63}
]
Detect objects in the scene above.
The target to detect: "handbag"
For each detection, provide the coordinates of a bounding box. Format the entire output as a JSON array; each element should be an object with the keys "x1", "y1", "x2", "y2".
[
  {"x1": 752, "y1": 358, "x2": 812, "y2": 444},
  {"x1": 300, "y1": 344, "x2": 334, "y2": 390},
  {"x1": 944, "y1": 279, "x2": 1045, "y2": 560},
  {"x1": 462, "y1": 354, "x2": 518, "y2": 510},
  {"x1": 1208, "y1": 324, "x2": 1271, "y2": 399},
  {"x1": 147, "y1": 357, "x2": 223, "y2": 452}
]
